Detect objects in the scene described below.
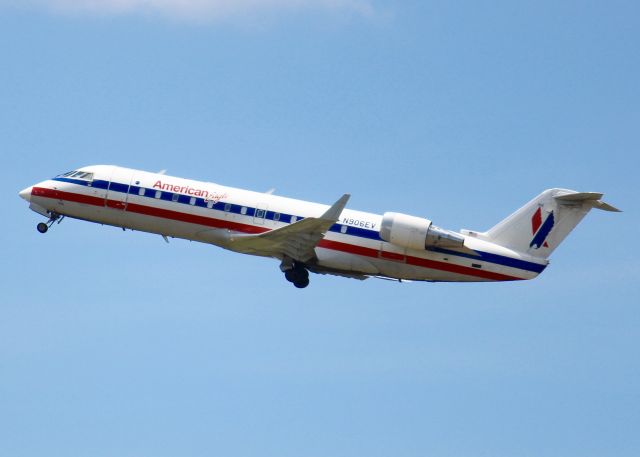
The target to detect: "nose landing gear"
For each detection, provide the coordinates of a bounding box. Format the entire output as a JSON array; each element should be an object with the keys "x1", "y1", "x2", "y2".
[{"x1": 36, "y1": 212, "x2": 64, "y2": 234}]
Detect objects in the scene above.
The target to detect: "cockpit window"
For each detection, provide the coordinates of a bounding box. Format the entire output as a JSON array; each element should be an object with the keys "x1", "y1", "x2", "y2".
[
  {"x1": 70, "y1": 171, "x2": 94, "y2": 180},
  {"x1": 57, "y1": 170, "x2": 94, "y2": 180}
]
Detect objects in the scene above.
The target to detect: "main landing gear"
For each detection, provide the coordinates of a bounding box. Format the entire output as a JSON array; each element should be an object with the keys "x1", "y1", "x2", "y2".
[
  {"x1": 285, "y1": 266, "x2": 310, "y2": 289},
  {"x1": 36, "y1": 212, "x2": 64, "y2": 234},
  {"x1": 281, "y1": 257, "x2": 310, "y2": 289}
]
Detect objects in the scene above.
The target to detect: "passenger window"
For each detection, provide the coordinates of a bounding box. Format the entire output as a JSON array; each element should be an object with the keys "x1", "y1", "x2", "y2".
[
  {"x1": 189, "y1": 197, "x2": 196, "y2": 206},
  {"x1": 155, "y1": 190, "x2": 162, "y2": 199},
  {"x1": 256, "y1": 209, "x2": 265, "y2": 218},
  {"x1": 172, "y1": 194, "x2": 179, "y2": 202},
  {"x1": 241, "y1": 206, "x2": 247, "y2": 215},
  {"x1": 207, "y1": 201, "x2": 214, "y2": 209},
  {"x1": 138, "y1": 187, "x2": 145, "y2": 196},
  {"x1": 274, "y1": 212, "x2": 280, "y2": 221},
  {"x1": 340, "y1": 225, "x2": 348, "y2": 234},
  {"x1": 224, "y1": 203, "x2": 231, "y2": 212},
  {"x1": 291, "y1": 216, "x2": 297, "y2": 223}
]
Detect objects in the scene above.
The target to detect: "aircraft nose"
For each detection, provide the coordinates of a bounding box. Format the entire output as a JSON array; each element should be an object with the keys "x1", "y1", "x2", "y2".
[{"x1": 19, "y1": 186, "x2": 33, "y2": 202}]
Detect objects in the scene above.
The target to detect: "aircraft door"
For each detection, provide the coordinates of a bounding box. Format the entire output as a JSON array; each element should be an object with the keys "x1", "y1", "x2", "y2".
[
  {"x1": 84, "y1": 172, "x2": 106, "y2": 201},
  {"x1": 105, "y1": 168, "x2": 134, "y2": 211}
]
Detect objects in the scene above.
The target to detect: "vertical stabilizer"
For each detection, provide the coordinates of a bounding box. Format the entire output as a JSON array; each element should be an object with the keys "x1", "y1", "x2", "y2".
[{"x1": 481, "y1": 189, "x2": 620, "y2": 259}]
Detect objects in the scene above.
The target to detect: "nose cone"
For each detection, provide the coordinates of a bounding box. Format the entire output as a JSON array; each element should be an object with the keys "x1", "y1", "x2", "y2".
[{"x1": 19, "y1": 186, "x2": 33, "y2": 202}]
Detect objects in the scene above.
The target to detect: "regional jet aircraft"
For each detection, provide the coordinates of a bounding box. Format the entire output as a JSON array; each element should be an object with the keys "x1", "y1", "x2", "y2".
[{"x1": 19, "y1": 165, "x2": 619, "y2": 288}]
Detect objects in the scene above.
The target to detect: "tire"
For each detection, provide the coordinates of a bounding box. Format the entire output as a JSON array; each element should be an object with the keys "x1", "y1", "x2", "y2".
[
  {"x1": 284, "y1": 269, "x2": 296, "y2": 283},
  {"x1": 37, "y1": 222, "x2": 48, "y2": 233},
  {"x1": 284, "y1": 263, "x2": 309, "y2": 286},
  {"x1": 294, "y1": 276, "x2": 310, "y2": 289}
]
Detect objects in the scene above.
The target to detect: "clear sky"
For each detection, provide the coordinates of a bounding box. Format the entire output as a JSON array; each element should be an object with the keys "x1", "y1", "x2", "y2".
[{"x1": 2, "y1": 1, "x2": 639, "y2": 456}]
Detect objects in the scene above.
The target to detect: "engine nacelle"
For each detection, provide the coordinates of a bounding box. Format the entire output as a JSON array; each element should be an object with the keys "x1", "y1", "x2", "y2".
[{"x1": 379, "y1": 212, "x2": 465, "y2": 250}]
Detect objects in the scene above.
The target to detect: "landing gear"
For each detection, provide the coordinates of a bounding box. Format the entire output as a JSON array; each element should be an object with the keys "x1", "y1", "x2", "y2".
[
  {"x1": 36, "y1": 212, "x2": 64, "y2": 234},
  {"x1": 284, "y1": 267, "x2": 310, "y2": 288},
  {"x1": 293, "y1": 275, "x2": 310, "y2": 289},
  {"x1": 281, "y1": 258, "x2": 310, "y2": 289}
]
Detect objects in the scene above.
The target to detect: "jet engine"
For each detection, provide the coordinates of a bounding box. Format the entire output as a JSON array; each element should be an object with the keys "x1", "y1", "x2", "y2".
[{"x1": 379, "y1": 212, "x2": 465, "y2": 250}]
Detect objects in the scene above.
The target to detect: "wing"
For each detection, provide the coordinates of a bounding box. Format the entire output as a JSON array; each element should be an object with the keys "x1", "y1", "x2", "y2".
[{"x1": 224, "y1": 194, "x2": 350, "y2": 262}]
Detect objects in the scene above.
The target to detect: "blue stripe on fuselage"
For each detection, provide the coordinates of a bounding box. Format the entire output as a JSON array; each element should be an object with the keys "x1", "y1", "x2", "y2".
[
  {"x1": 428, "y1": 247, "x2": 546, "y2": 273},
  {"x1": 51, "y1": 176, "x2": 547, "y2": 274}
]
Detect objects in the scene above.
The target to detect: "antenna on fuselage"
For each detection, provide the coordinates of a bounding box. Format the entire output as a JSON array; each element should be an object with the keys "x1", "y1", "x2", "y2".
[{"x1": 158, "y1": 169, "x2": 167, "y2": 175}]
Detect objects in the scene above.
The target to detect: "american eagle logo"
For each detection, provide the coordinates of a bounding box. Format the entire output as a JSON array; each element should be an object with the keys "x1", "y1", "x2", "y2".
[{"x1": 530, "y1": 207, "x2": 554, "y2": 249}]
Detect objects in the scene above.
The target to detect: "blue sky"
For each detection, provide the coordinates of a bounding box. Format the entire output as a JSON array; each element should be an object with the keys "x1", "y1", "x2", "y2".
[{"x1": 2, "y1": 1, "x2": 639, "y2": 456}]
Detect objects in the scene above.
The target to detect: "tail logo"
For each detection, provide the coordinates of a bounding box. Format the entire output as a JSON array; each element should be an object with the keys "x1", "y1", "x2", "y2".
[{"x1": 530, "y1": 207, "x2": 554, "y2": 249}]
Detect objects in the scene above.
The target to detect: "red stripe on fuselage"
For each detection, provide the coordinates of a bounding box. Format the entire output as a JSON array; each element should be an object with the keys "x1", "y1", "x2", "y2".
[
  {"x1": 318, "y1": 239, "x2": 521, "y2": 281},
  {"x1": 32, "y1": 186, "x2": 104, "y2": 206},
  {"x1": 125, "y1": 202, "x2": 268, "y2": 234},
  {"x1": 32, "y1": 186, "x2": 523, "y2": 281},
  {"x1": 32, "y1": 186, "x2": 269, "y2": 234}
]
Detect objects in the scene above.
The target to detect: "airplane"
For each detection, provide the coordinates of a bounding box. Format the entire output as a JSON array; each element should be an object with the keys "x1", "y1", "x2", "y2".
[{"x1": 18, "y1": 165, "x2": 619, "y2": 288}]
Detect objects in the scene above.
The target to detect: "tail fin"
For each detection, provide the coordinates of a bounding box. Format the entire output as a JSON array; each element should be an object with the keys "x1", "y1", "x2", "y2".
[{"x1": 479, "y1": 188, "x2": 620, "y2": 258}]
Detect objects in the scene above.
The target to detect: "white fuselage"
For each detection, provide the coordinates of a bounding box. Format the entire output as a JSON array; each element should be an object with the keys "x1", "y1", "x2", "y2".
[{"x1": 21, "y1": 165, "x2": 548, "y2": 283}]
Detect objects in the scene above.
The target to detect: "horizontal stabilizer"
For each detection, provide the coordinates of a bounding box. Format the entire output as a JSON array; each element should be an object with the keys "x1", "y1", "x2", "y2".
[
  {"x1": 594, "y1": 201, "x2": 622, "y2": 212},
  {"x1": 555, "y1": 192, "x2": 621, "y2": 212}
]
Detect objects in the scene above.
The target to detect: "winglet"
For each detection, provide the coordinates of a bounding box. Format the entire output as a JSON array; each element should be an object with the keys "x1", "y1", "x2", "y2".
[{"x1": 321, "y1": 194, "x2": 350, "y2": 221}]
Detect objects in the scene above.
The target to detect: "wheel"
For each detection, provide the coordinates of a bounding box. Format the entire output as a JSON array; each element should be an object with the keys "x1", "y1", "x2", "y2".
[
  {"x1": 284, "y1": 265, "x2": 309, "y2": 283},
  {"x1": 293, "y1": 276, "x2": 310, "y2": 289},
  {"x1": 284, "y1": 269, "x2": 296, "y2": 283},
  {"x1": 37, "y1": 222, "x2": 48, "y2": 233}
]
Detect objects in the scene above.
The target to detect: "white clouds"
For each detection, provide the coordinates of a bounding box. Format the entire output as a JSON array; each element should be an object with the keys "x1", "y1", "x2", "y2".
[{"x1": 9, "y1": 0, "x2": 376, "y2": 21}]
